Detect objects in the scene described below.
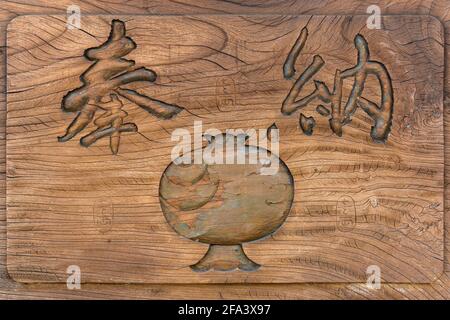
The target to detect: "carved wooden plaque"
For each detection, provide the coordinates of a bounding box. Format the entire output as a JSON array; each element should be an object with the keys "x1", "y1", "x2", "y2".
[{"x1": 6, "y1": 15, "x2": 444, "y2": 283}]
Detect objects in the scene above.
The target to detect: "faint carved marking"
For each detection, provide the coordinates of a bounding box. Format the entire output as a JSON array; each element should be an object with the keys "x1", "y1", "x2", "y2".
[
  {"x1": 93, "y1": 200, "x2": 114, "y2": 233},
  {"x1": 215, "y1": 77, "x2": 237, "y2": 109},
  {"x1": 336, "y1": 195, "x2": 357, "y2": 232}
]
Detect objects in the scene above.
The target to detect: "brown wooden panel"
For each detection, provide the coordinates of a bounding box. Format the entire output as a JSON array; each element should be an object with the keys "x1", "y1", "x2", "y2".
[
  {"x1": 0, "y1": 0, "x2": 449, "y2": 301},
  {"x1": 6, "y1": 14, "x2": 444, "y2": 284}
]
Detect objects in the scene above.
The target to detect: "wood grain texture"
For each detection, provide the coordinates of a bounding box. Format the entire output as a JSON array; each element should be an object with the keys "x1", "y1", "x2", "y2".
[
  {"x1": 0, "y1": 0, "x2": 449, "y2": 299},
  {"x1": 6, "y1": 14, "x2": 444, "y2": 284}
]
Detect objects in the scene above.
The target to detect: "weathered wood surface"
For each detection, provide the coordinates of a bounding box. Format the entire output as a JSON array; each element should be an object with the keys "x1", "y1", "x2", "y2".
[
  {"x1": 6, "y1": 14, "x2": 444, "y2": 284},
  {"x1": 0, "y1": 0, "x2": 449, "y2": 299}
]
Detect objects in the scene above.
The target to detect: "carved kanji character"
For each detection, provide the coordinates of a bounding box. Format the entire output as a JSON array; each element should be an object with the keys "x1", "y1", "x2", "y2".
[{"x1": 59, "y1": 19, "x2": 184, "y2": 154}]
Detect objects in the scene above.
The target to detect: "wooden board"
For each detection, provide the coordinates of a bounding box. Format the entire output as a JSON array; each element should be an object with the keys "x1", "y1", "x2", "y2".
[
  {"x1": 0, "y1": 0, "x2": 449, "y2": 301},
  {"x1": 5, "y1": 14, "x2": 445, "y2": 285}
]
